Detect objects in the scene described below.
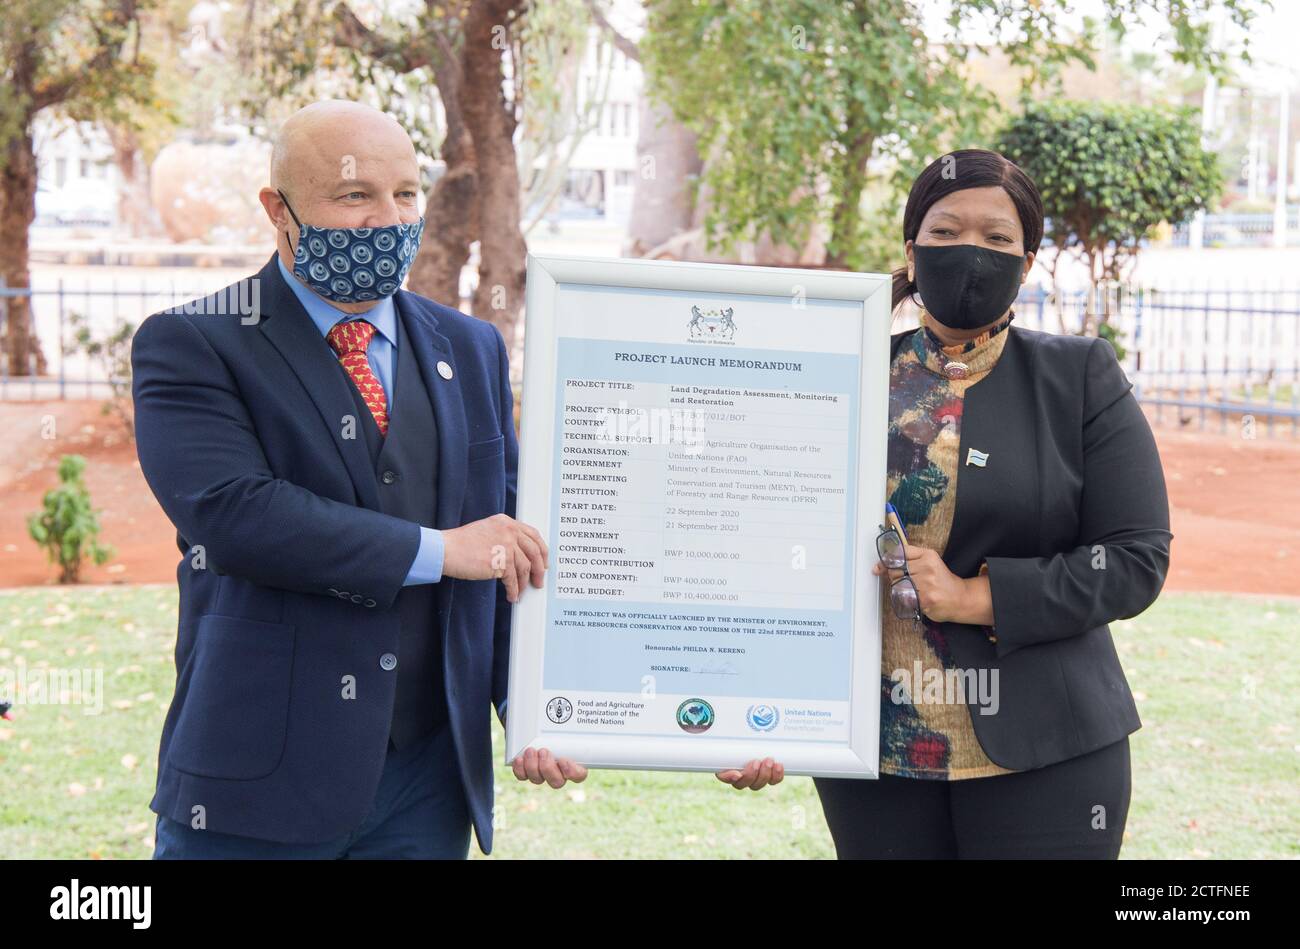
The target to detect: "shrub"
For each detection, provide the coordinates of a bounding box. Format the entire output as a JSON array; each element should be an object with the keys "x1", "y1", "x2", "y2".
[{"x1": 27, "y1": 455, "x2": 114, "y2": 584}]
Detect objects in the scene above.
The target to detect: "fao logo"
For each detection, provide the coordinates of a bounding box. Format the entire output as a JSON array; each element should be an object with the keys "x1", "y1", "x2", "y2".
[
  {"x1": 546, "y1": 696, "x2": 573, "y2": 724},
  {"x1": 746, "y1": 704, "x2": 779, "y2": 732},
  {"x1": 676, "y1": 698, "x2": 715, "y2": 734}
]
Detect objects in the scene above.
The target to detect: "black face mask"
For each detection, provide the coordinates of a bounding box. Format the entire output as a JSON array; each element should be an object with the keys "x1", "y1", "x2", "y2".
[{"x1": 912, "y1": 242, "x2": 1025, "y2": 331}]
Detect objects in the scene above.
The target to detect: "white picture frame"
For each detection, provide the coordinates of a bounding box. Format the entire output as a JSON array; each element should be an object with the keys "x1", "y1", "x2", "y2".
[{"x1": 505, "y1": 253, "x2": 891, "y2": 778}]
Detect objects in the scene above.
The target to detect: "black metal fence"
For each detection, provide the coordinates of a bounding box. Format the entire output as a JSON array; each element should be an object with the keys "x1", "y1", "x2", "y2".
[
  {"x1": 1012, "y1": 283, "x2": 1300, "y2": 437},
  {"x1": 0, "y1": 277, "x2": 238, "y2": 400},
  {"x1": 4, "y1": 277, "x2": 1300, "y2": 437},
  {"x1": 1170, "y1": 208, "x2": 1300, "y2": 248}
]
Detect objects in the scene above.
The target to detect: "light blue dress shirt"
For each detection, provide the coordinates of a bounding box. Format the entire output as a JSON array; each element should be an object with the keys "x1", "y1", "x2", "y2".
[{"x1": 277, "y1": 257, "x2": 444, "y2": 585}]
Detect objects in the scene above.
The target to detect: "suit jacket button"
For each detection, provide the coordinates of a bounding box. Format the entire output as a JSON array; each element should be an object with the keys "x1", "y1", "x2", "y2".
[
  {"x1": 381, "y1": 470, "x2": 396, "y2": 484},
  {"x1": 380, "y1": 653, "x2": 397, "y2": 671},
  {"x1": 364, "y1": 598, "x2": 377, "y2": 608}
]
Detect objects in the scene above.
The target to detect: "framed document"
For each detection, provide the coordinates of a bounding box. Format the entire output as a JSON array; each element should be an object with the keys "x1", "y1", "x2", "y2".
[{"x1": 505, "y1": 254, "x2": 891, "y2": 778}]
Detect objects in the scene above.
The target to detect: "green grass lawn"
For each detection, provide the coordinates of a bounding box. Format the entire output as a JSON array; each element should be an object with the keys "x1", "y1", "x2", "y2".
[
  {"x1": 1229, "y1": 383, "x2": 1296, "y2": 404},
  {"x1": 0, "y1": 585, "x2": 1295, "y2": 859}
]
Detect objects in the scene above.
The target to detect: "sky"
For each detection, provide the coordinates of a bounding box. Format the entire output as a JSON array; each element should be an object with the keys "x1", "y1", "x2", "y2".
[{"x1": 918, "y1": 0, "x2": 1298, "y2": 88}]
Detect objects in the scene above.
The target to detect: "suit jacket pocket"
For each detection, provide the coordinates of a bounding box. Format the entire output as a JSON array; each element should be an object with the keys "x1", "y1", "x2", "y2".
[
  {"x1": 167, "y1": 614, "x2": 295, "y2": 781},
  {"x1": 467, "y1": 433, "x2": 505, "y2": 461},
  {"x1": 463, "y1": 434, "x2": 506, "y2": 521}
]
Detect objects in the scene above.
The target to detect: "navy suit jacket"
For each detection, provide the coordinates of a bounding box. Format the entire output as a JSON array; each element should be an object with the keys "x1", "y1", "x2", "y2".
[{"x1": 131, "y1": 255, "x2": 516, "y2": 853}]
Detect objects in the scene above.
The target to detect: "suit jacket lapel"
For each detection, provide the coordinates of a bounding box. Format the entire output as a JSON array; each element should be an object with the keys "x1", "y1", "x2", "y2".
[
  {"x1": 889, "y1": 325, "x2": 1034, "y2": 575},
  {"x1": 945, "y1": 326, "x2": 1034, "y2": 574},
  {"x1": 393, "y1": 291, "x2": 468, "y2": 531},
  {"x1": 256, "y1": 255, "x2": 383, "y2": 511}
]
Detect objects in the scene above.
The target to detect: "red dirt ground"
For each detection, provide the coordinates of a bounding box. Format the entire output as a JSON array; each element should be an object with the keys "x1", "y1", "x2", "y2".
[{"x1": 0, "y1": 399, "x2": 1296, "y2": 596}]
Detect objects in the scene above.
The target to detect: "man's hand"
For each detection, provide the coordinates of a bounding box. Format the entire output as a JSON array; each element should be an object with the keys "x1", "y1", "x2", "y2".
[
  {"x1": 442, "y1": 514, "x2": 548, "y2": 603},
  {"x1": 716, "y1": 758, "x2": 784, "y2": 790},
  {"x1": 511, "y1": 747, "x2": 589, "y2": 788}
]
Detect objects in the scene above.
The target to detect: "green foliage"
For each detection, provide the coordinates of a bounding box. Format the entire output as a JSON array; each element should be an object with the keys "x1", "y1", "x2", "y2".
[
  {"x1": 0, "y1": 0, "x2": 159, "y2": 168},
  {"x1": 1098, "y1": 321, "x2": 1127, "y2": 361},
  {"x1": 234, "y1": 0, "x2": 458, "y2": 161},
  {"x1": 997, "y1": 99, "x2": 1223, "y2": 284},
  {"x1": 237, "y1": 0, "x2": 594, "y2": 230},
  {"x1": 640, "y1": 0, "x2": 995, "y2": 271},
  {"x1": 26, "y1": 455, "x2": 114, "y2": 584},
  {"x1": 637, "y1": 0, "x2": 1260, "y2": 273},
  {"x1": 63, "y1": 313, "x2": 136, "y2": 441}
]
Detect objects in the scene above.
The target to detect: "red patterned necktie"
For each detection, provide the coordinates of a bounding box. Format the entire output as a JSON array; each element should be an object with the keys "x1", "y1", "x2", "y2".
[{"x1": 325, "y1": 318, "x2": 388, "y2": 436}]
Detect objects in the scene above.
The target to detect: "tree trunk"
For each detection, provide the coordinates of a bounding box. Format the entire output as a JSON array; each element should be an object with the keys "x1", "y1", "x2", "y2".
[
  {"x1": 459, "y1": 0, "x2": 529, "y2": 356},
  {"x1": 823, "y1": 111, "x2": 874, "y2": 270},
  {"x1": 0, "y1": 128, "x2": 47, "y2": 377},
  {"x1": 406, "y1": 53, "x2": 480, "y2": 310},
  {"x1": 624, "y1": 92, "x2": 701, "y2": 256},
  {"x1": 408, "y1": 162, "x2": 478, "y2": 309},
  {"x1": 823, "y1": 2, "x2": 877, "y2": 270},
  {"x1": 106, "y1": 122, "x2": 164, "y2": 238}
]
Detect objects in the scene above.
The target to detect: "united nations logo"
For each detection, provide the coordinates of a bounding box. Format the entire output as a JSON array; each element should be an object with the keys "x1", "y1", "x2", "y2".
[
  {"x1": 546, "y1": 696, "x2": 573, "y2": 724},
  {"x1": 746, "y1": 703, "x2": 779, "y2": 733},
  {"x1": 676, "y1": 698, "x2": 715, "y2": 734}
]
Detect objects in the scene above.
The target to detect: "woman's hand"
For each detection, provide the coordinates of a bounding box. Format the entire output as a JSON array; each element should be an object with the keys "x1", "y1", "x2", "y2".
[
  {"x1": 715, "y1": 757, "x2": 784, "y2": 790},
  {"x1": 872, "y1": 540, "x2": 993, "y2": 625}
]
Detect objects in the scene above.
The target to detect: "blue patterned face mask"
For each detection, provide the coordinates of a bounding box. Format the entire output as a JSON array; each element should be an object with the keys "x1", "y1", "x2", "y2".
[{"x1": 278, "y1": 190, "x2": 424, "y2": 303}]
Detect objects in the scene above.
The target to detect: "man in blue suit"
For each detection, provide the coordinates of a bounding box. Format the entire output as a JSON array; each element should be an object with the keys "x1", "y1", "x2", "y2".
[{"x1": 133, "y1": 100, "x2": 585, "y2": 859}]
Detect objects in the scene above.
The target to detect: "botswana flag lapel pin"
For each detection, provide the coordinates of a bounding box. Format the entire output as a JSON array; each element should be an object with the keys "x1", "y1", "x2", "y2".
[{"x1": 966, "y1": 447, "x2": 989, "y2": 467}]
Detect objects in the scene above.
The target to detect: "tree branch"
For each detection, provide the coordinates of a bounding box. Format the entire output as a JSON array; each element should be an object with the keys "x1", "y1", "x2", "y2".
[
  {"x1": 31, "y1": 0, "x2": 141, "y2": 111},
  {"x1": 331, "y1": 2, "x2": 436, "y2": 73}
]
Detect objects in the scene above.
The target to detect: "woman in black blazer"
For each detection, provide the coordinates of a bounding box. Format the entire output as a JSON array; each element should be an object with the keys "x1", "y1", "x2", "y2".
[{"x1": 717, "y1": 148, "x2": 1173, "y2": 859}]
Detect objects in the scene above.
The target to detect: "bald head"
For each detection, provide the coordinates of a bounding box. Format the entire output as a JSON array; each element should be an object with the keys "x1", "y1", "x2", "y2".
[
  {"x1": 269, "y1": 100, "x2": 417, "y2": 196},
  {"x1": 259, "y1": 100, "x2": 423, "y2": 308}
]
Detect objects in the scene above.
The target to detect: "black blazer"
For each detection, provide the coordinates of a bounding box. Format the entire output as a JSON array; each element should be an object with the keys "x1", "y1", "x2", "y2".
[{"x1": 890, "y1": 324, "x2": 1173, "y2": 770}]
